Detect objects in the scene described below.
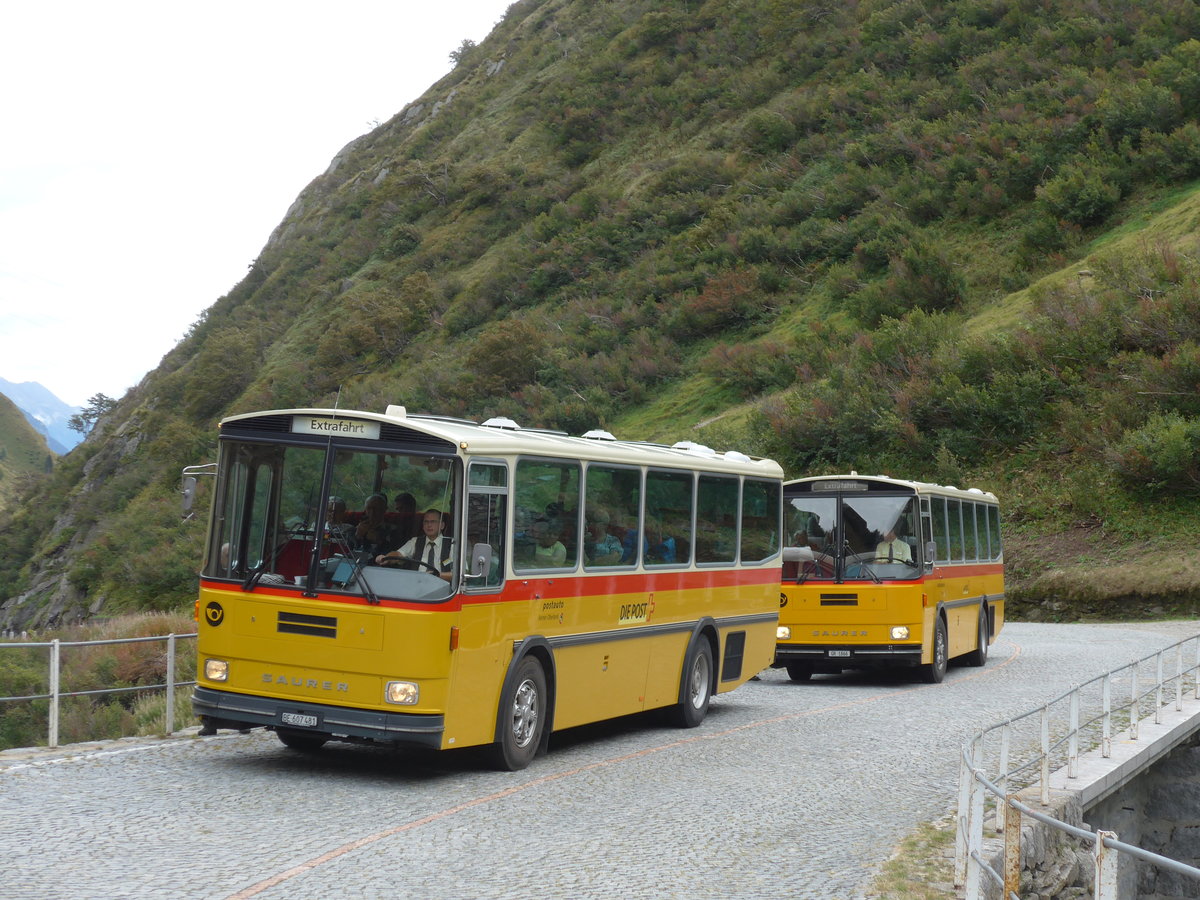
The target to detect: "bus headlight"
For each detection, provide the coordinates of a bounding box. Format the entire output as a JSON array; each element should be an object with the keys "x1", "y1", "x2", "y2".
[
  {"x1": 891, "y1": 626, "x2": 910, "y2": 640},
  {"x1": 204, "y1": 659, "x2": 229, "y2": 682},
  {"x1": 385, "y1": 681, "x2": 419, "y2": 705},
  {"x1": 777, "y1": 625, "x2": 791, "y2": 640}
]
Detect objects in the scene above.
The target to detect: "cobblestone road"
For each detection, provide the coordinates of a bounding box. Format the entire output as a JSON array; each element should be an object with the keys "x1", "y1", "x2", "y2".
[{"x1": 2, "y1": 620, "x2": 1197, "y2": 900}]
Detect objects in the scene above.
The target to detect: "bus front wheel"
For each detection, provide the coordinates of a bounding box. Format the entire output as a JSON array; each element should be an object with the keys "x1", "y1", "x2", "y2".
[
  {"x1": 669, "y1": 639, "x2": 714, "y2": 728},
  {"x1": 785, "y1": 662, "x2": 813, "y2": 682},
  {"x1": 275, "y1": 728, "x2": 328, "y2": 752},
  {"x1": 492, "y1": 656, "x2": 546, "y2": 771},
  {"x1": 921, "y1": 618, "x2": 948, "y2": 684}
]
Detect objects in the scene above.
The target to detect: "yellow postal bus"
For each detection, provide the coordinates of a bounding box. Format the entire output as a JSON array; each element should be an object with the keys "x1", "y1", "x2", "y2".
[
  {"x1": 775, "y1": 474, "x2": 1002, "y2": 684},
  {"x1": 192, "y1": 406, "x2": 783, "y2": 768}
]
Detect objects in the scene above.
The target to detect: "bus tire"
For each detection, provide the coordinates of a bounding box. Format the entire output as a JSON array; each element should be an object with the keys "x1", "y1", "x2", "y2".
[
  {"x1": 275, "y1": 728, "x2": 328, "y2": 752},
  {"x1": 963, "y1": 607, "x2": 990, "y2": 668},
  {"x1": 785, "y1": 662, "x2": 813, "y2": 682},
  {"x1": 921, "y1": 617, "x2": 948, "y2": 684},
  {"x1": 491, "y1": 655, "x2": 546, "y2": 771},
  {"x1": 669, "y1": 638, "x2": 714, "y2": 728}
]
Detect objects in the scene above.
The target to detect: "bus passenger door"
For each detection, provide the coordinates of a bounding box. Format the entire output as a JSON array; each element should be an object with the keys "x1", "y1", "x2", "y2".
[{"x1": 443, "y1": 462, "x2": 509, "y2": 751}]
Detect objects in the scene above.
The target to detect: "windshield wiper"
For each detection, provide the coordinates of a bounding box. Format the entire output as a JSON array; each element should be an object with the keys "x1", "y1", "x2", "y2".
[{"x1": 796, "y1": 545, "x2": 832, "y2": 584}]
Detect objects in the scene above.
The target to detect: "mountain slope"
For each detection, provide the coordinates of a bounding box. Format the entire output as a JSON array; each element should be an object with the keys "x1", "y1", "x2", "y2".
[
  {"x1": 0, "y1": 393, "x2": 53, "y2": 511},
  {"x1": 4, "y1": 0, "x2": 1200, "y2": 628},
  {"x1": 0, "y1": 379, "x2": 82, "y2": 454}
]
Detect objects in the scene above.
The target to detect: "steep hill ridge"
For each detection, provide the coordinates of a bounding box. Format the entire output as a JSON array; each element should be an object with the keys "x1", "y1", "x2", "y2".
[
  {"x1": 0, "y1": 393, "x2": 52, "y2": 512},
  {"x1": 4, "y1": 0, "x2": 1200, "y2": 629}
]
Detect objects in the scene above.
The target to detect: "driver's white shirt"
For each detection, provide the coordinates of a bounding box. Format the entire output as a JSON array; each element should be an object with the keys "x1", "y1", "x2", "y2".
[
  {"x1": 397, "y1": 534, "x2": 454, "y2": 567},
  {"x1": 875, "y1": 538, "x2": 912, "y2": 563}
]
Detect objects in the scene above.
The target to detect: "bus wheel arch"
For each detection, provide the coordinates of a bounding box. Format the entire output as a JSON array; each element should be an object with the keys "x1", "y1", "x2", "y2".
[
  {"x1": 921, "y1": 612, "x2": 949, "y2": 684},
  {"x1": 669, "y1": 621, "x2": 718, "y2": 728},
  {"x1": 491, "y1": 639, "x2": 555, "y2": 771}
]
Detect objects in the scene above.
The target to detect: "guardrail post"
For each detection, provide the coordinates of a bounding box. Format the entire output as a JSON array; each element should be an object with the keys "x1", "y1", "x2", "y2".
[
  {"x1": 956, "y1": 742, "x2": 972, "y2": 888},
  {"x1": 1195, "y1": 639, "x2": 1200, "y2": 701},
  {"x1": 49, "y1": 639, "x2": 60, "y2": 749},
  {"x1": 1095, "y1": 831, "x2": 1118, "y2": 900},
  {"x1": 965, "y1": 765, "x2": 985, "y2": 900},
  {"x1": 1131, "y1": 665, "x2": 1140, "y2": 742},
  {"x1": 1068, "y1": 685, "x2": 1080, "y2": 779},
  {"x1": 1004, "y1": 798, "x2": 1021, "y2": 899},
  {"x1": 1040, "y1": 704, "x2": 1050, "y2": 805},
  {"x1": 994, "y1": 722, "x2": 1010, "y2": 831},
  {"x1": 1177, "y1": 644, "x2": 1184, "y2": 712},
  {"x1": 166, "y1": 633, "x2": 176, "y2": 735},
  {"x1": 1156, "y1": 650, "x2": 1164, "y2": 725},
  {"x1": 1102, "y1": 673, "x2": 1112, "y2": 758}
]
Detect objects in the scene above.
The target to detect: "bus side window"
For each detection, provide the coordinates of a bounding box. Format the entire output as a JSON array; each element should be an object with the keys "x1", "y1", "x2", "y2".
[
  {"x1": 931, "y1": 497, "x2": 949, "y2": 563},
  {"x1": 513, "y1": 459, "x2": 580, "y2": 572},
  {"x1": 987, "y1": 504, "x2": 1002, "y2": 559}
]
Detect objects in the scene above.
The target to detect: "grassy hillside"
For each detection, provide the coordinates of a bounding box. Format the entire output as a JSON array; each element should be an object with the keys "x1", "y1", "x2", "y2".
[
  {"x1": 4, "y1": 0, "x2": 1200, "y2": 627},
  {"x1": 0, "y1": 393, "x2": 52, "y2": 511}
]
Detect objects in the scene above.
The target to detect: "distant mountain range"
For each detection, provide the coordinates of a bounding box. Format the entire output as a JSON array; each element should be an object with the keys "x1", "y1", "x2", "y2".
[{"x1": 0, "y1": 379, "x2": 82, "y2": 454}]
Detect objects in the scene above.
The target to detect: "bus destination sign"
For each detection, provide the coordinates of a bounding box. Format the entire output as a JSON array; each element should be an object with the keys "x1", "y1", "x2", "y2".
[{"x1": 292, "y1": 416, "x2": 381, "y2": 440}]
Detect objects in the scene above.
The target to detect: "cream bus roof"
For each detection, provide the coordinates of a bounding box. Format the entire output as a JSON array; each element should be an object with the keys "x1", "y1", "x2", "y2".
[
  {"x1": 220, "y1": 406, "x2": 785, "y2": 479},
  {"x1": 786, "y1": 473, "x2": 998, "y2": 503}
]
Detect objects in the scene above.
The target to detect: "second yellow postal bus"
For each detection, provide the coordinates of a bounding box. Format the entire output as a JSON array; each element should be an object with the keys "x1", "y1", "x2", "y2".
[
  {"x1": 775, "y1": 474, "x2": 1003, "y2": 683},
  {"x1": 191, "y1": 406, "x2": 783, "y2": 769}
]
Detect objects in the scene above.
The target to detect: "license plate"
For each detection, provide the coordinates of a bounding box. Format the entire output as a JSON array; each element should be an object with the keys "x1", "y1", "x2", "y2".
[
  {"x1": 281, "y1": 712, "x2": 318, "y2": 728},
  {"x1": 828, "y1": 650, "x2": 851, "y2": 658}
]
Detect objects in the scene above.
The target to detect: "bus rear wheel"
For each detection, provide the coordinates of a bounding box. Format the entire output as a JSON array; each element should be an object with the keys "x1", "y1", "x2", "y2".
[
  {"x1": 921, "y1": 618, "x2": 948, "y2": 684},
  {"x1": 669, "y1": 639, "x2": 713, "y2": 728},
  {"x1": 963, "y1": 608, "x2": 990, "y2": 667},
  {"x1": 492, "y1": 656, "x2": 546, "y2": 771}
]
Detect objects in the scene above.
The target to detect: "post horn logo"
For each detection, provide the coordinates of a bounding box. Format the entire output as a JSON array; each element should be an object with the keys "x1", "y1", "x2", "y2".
[{"x1": 205, "y1": 601, "x2": 225, "y2": 626}]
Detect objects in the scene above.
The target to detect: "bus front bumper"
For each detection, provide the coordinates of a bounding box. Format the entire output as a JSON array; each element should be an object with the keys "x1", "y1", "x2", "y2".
[
  {"x1": 773, "y1": 644, "x2": 923, "y2": 670},
  {"x1": 192, "y1": 686, "x2": 445, "y2": 749}
]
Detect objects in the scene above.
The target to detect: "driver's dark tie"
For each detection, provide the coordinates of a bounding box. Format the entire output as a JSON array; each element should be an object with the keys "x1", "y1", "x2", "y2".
[
  {"x1": 888, "y1": 543, "x2": 893, "y2": 563},
  {"x1": 427, "y1": 541, "x2": 437, "y2": 571}
]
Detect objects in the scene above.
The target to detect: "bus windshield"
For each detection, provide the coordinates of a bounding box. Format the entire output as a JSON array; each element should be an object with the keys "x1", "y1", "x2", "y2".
[
  {"x1": 204, "y1": 439, "x2": 458, "y2": 602},
  {"x1": 787, "y1": 491, "x2": 919, "y2": 581}
]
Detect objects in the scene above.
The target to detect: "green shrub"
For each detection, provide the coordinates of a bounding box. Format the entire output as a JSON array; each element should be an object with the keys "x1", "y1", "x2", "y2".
[
  {"x1": 700, "y1": 340, "x2": 795, "y2": 398},
  {"x1": 1109, "y1": 412, "x2": 1200, "y2": 495},
  {"x1": 1036, "y1": 161, "x2": 1122, "y2": 227}
]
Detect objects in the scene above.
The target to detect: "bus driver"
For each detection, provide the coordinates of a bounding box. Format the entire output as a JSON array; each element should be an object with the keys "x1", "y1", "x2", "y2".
[{"x1": 376, "y1": 509, "x2": 455, "y2": 580}]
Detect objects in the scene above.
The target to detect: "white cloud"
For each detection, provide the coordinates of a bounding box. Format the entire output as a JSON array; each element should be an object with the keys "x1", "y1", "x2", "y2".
[{"x1": 0, "y1": 0, "x2": 511, "y2": 406}]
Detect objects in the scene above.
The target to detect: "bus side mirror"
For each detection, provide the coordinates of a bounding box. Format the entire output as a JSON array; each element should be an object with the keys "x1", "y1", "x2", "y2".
[
  {"x1": 925, "y1": 541, "x2": 937, "y2": 566},
  {"x1": 180, "y1": 463, "x2": 217, "y2": 520},
  {"x1": 468, "y1": 542, "x2": 493, "y2": 579},
  {"x1": 782, "y1": 546, "x2": 813, "y2": 562},
  {"x1": 181, "y1": 476, "x2": 198, "y2": 519}
]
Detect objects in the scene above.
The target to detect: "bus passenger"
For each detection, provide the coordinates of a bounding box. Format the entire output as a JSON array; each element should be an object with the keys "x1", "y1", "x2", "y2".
[
  {"x1": 355, "y1": 493, "x2": 393, "y2": 557},
  {"x1": 645, "y1": 516, "x2": 676, "y2": 564},
  {"x1": 531, "y1": 518, "x2": 566, "y2": 567},
  {"x1": 584, "y1": 509, "x2": 622, "y2": 566},
  {"x1": 392, "y1": 491, "x2": 420, "y2": 546},
  {"x1": 326, "y1": 497, "x2": 353, "y2": 541}
]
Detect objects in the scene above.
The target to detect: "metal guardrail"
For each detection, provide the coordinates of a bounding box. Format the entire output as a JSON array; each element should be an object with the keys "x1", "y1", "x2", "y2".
[
  {"x1": 0, "y1": 633, "x2": 198, "y2": 748},
  {"x1": 957, "y1": 633, "x2": 1200, "y2": 899}
]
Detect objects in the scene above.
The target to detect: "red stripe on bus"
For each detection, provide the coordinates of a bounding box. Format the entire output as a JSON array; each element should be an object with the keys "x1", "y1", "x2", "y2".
[{"x1": 200, "y1": 565, "x2": 781, "y2": 613}]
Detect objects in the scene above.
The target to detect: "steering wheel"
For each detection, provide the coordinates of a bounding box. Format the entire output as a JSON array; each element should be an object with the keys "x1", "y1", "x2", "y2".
[{"x1": 378, "y1": 554, "x2": 442, "y2": 576}]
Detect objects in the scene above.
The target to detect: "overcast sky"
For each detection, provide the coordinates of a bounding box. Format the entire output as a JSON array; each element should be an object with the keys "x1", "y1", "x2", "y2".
[{"x1": 0, "y1": 0, "x2": 513, "y2": 408}]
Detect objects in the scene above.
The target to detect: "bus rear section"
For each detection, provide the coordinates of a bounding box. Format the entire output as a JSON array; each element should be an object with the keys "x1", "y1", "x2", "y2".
[{"x1": 775, "y1": 475, "x2": 1003, "y2": 684}]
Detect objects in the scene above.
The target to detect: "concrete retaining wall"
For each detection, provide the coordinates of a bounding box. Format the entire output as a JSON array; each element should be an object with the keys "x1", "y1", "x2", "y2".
[{"x1": 978, "y1": 698, "x2": 1200, "y2": 899}]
